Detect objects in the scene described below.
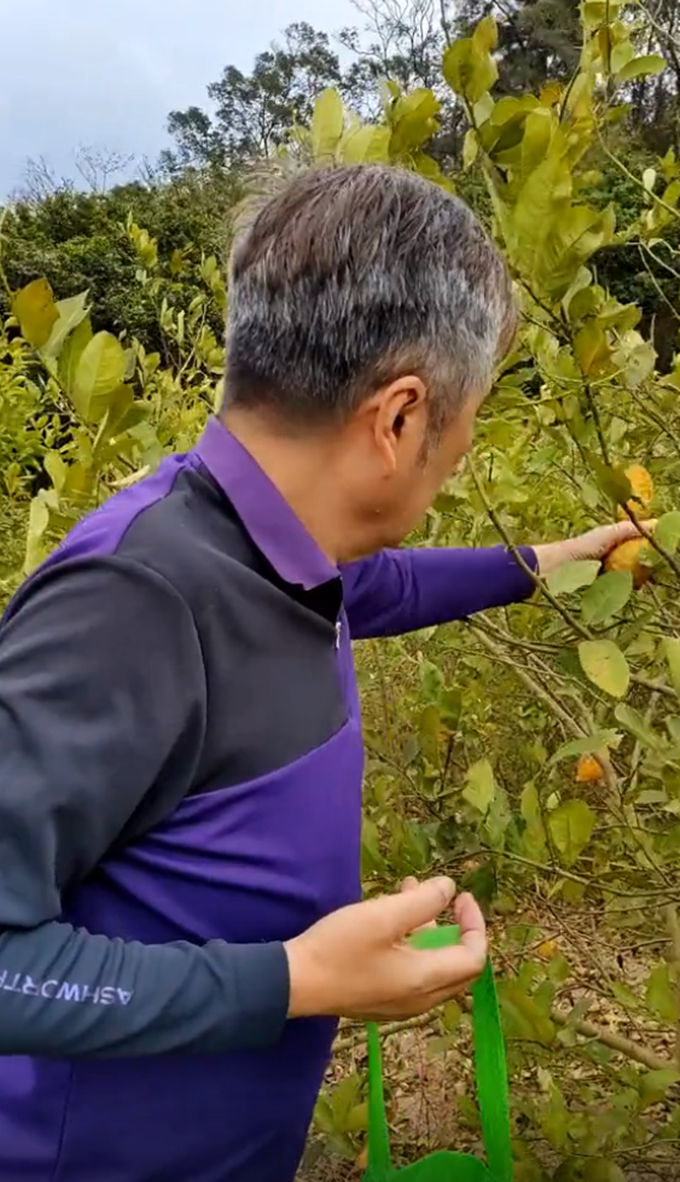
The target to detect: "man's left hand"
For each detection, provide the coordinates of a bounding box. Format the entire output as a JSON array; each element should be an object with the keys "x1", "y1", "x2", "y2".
[{"x1": 533, "y1": 520, "x2": 654, "y2": 576}]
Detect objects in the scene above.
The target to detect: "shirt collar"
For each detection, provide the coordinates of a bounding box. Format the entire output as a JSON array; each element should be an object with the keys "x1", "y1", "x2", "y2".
[{"x1": 192, "y1": 415, "x2": 338, "y2": 591}]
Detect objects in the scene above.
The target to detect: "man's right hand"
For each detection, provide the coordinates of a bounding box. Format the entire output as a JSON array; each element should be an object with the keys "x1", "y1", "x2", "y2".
[{"x1": 284, "y1": 877, "x2": 486, "y2": 1022}]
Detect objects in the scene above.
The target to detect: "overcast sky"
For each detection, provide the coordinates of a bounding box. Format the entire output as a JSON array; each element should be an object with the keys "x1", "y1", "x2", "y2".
[{"x1": 0, "y1": 0, "x2": 359, "y2": 197}]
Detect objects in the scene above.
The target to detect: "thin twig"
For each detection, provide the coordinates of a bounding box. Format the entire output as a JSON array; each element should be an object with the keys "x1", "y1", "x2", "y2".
[
  {"x1": 334, "y1": 996, "x2": 673, "y2": 1072},
  {"x1": 665, "y1": 904, "x2": 680, "y2": 1071}
]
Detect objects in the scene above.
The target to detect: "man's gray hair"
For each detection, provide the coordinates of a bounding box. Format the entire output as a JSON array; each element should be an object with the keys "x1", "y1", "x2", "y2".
[{"x1": 224, "y1": 164, "x2": 517, "y2": 436}]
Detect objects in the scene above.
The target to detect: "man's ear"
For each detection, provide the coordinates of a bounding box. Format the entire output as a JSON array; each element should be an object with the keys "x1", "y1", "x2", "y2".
[{"x1": 370, "y1": 376, "x2": 428, "y2": 474}]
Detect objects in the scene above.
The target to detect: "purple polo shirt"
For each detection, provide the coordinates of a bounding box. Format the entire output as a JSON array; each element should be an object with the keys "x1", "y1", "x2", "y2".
[{"x1": 0, "y1": 416, "x2": 536, "y2": 1181}]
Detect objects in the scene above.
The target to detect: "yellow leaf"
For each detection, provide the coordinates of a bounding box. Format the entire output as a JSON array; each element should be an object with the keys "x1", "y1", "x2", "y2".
[
  {"x1": 574, "y1": 321, "x2": 612, "y2": 376},
  {"x1": 389, "y1": 89, "x2": 441, "y2": 155},
  {"x1": 11, "y1": 278, "x2": 58, "y2": 349},
  {"x1": 617, "y1": 54, "x2": 666, "y2": 83},
  {"x1": 540, "y1": 206, "x2": 616, "y2": 297},
  {"x1": 540, "y1": 82, "x2": 562, "y2": 108},
  {"x1": 578, "y1": 640, "x2": 631, "y2": 698},
  {"x1": 340, "y1": 125, "x2": 391, "y2": 165},
  {"x1": 443, "y1": 32, "x2": 498, "y2": 105},
  {"x1": 463, "y1": 128, "x2": 479, "y2": 170},
  {"x1": 472, "y1": 14, "x2": 498, "y2": 52},
  {"x1": 510, "y1": 152, "x2": 571, "y2": 280},
  {"x1": 520, "y1": 109, "x2": 552, "y2": 178},
  {"x1": 73, "y1": 332, "x2": 127, "y2": 422},
  {"x1": 23, "y1": 496, "x2": 50, "y2": 575},
  {"x1": 310, "y1": 89, "x2": 345, "y2": 160}
]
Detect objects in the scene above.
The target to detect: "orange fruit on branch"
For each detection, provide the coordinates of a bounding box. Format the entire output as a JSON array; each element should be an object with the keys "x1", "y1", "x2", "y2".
[
  {"x1": 576, "y1": 754, "x2": 606, "y2": 784},
  {"x1": 603, "y1": 536, "x2": 654, "y2": 589},
  {"x1": 618, "y1": 464, "x2": 654, "y2": 521}
]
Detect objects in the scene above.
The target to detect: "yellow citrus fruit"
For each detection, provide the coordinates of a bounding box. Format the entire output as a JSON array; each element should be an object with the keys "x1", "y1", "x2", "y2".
[
  {"x1": 603, "y1": 537, "x2": 654, "y2": 589},
  {"x1": 537, "y1": 939, "x2": 558, "y2": 960},
  {"x1": 576, "y1": 754, "x2": 606, "y2": 784},
  {"x1": 618, "y1": 464, "x2": 654, "y2": 520}
]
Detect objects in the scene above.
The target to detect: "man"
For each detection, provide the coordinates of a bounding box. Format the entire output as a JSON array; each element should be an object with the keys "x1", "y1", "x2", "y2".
[{"x1": 0, "y1": 164, "x2": 637, "y2": 1182}]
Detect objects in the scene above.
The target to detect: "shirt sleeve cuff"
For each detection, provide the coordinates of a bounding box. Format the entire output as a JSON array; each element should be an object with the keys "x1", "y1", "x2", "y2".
[{"x1": 210, "y1": 940, "x2": 291, "y2": 1050}]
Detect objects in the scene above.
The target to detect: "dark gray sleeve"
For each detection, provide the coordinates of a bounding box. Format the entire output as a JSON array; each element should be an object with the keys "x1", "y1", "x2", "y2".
[{"x1": 0, "y1": 555, "x2": 289, "y2": 1057}]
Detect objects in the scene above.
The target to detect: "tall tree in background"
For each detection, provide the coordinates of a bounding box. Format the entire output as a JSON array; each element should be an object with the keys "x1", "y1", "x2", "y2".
[
  {"x1": 165, "y1": 23, "x2": 343, "y2": 171},
  {"x1": 164, "y1": 0, "x2": 677, "y2": 173},
  {"x1": 488, "y1": 0, "x2": 582, "y2": 90}
]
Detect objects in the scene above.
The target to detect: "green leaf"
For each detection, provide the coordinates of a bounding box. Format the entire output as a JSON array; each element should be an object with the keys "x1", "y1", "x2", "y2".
[
  {"x1": 616, "y1": 53, "x2": 666, "y2": 82},
  {"x1": 655, "y1": 510, "x2": 680, "y2": 554},
  {"x1": 361, "y1": 817, "x2": 385, "y2": 877},
  {"x1": 344, "y1": 1101, "x2": 368, "y2": 1133},
  {"x1": 500, "y1": 978, "x2": 555, "y2": 1044},
  {"x1": 58, "y1": 315, "x2": 93, "y2": 397},
  {"x1": 663, "y1": 638, "x2": 680, "y2": 698},
  {"x1": 41, "y1": 290, "x2": 90, "y2": 358},
  {"x1": 12, "y1": 278, "x2": 58, "y2": 349},
  {"x1": 310, "y1": 89, "x2": 344, "y2": 160},
  {"x1": 44, "y1": 451, "x2": 68, "y2": 494},
  {"x1": 589, "y1": 456, "x2": 632, "y2": 506},
  {"x1": 443, "y1": 26, "x2": 498, "y2": 104},
  {"x1": 72, "y1": 332, "x2": 127, "y2": 421},
  {"x1": 638, "y1": 1067, "x2": 680, "y2": 1107},
  {"x1": 520, "y1": 781, "x2": 543, "y2": 826},
  {"x1": 578, "y1": 640, "x2": 630, "y2": 698},
  {"x1": 580, "y1": 571, "x2": 633, "y2": 625},
  {"x1": 546, "y1": 560, "x2": 600, "y2": 596},
  {"x1": 91, "y1": 382, "x2": 134, "y2": 433},
  {"x1": 614, "y1": 703, "x2": 664, "y2": 750},
  {"x1": 484, "y1": 783, "x2": 512, "y2": 848},
  {"x1": 463, "y1": 759, "x2": 496, "y2": 816},
  {"x1": 23, "y1": 496, "x2": 50, "y2": 575},
  {"x1": 645, "y1": 963, "x2": 679, "y2": 1023},
  {"x1": 550, "y1": 730, "x2": 620, "y2": 764},
  {"x1": 548, "y1": 800, "x2": 596, "y2": 867}
]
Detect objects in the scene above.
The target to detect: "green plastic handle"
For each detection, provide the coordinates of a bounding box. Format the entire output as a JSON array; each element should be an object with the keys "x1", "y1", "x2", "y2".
[{"x1": 365, "y1": 924, "x2": 513, "y2": 1182}]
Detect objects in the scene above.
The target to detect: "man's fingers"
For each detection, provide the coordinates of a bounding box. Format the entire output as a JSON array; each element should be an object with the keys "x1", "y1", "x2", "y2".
[
  {"x1": 377, "y1": 876, "x2": 455, "y2": 939},
  {"x1": 454, "y1": 891, "x2": 487, "y2": 965},
  {"x1": 587, "y1": 519, "x2": 657, "y2": 558},
  {"x1": 412, "y1": 892, "x2": 487, "y2": 993},
  {"x1": 411, "y1": 942, "x2": 487, "y2": 996},
  {"x1": 401, "y1": 875, "x2": 442, "y2": 932}
]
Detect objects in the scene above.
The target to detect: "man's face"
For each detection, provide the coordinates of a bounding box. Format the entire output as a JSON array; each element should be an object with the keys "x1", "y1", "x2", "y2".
[{"x1": 340, "y1": 377, "x2": 483, "y2": 557}]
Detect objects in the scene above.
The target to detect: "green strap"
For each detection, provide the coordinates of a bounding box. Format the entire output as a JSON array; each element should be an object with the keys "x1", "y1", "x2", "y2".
[
  {"x1": 365, "y1": 1021, "x2": 392, "y2": 1176},
  {"x1": 365, "y1": 924, "x2": 513, "y2": 1181},
  {"x1": 471, "y1": 957, "x2": 514, "y2": 1182}
]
